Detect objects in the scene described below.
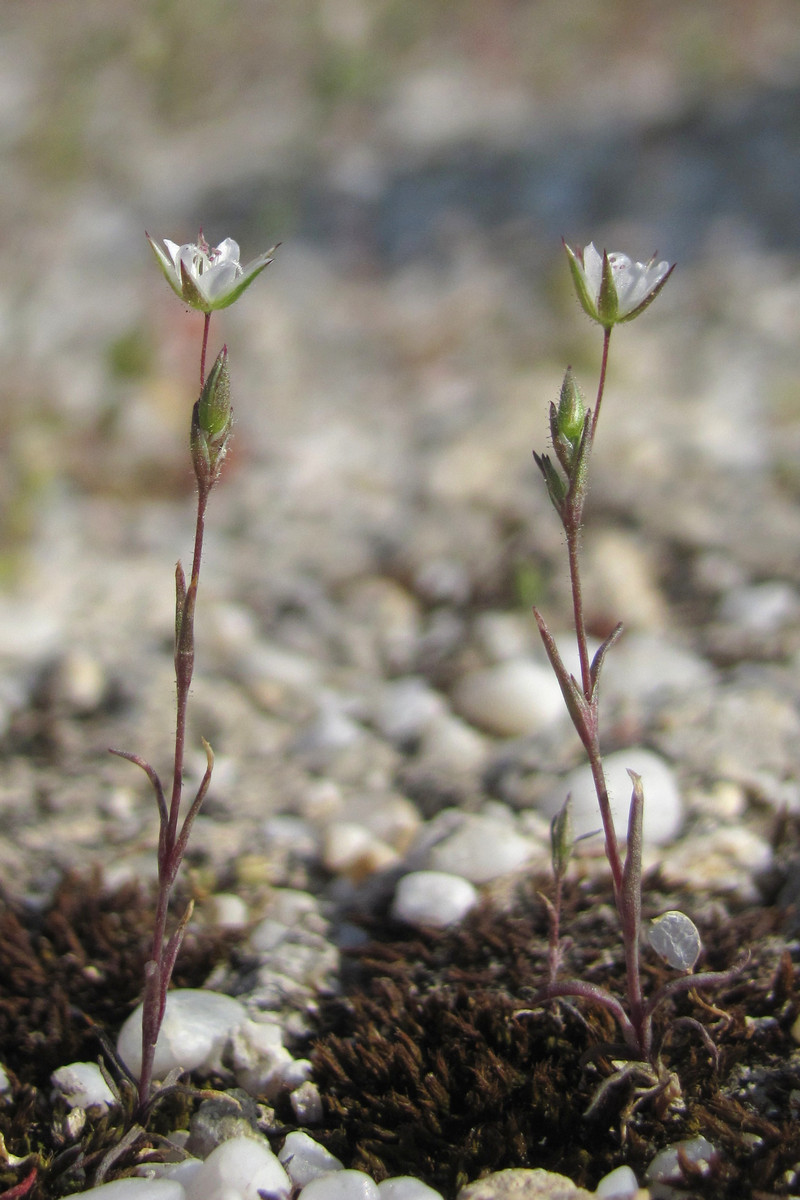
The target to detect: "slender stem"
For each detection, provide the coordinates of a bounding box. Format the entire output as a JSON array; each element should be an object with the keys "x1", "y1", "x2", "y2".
[
  {"x1": 168, "y1": 485, "x2": 208, "y2": 848},
  {"x1": 591, "y1": 327, "x2": 612, "y2": 441},
  {"x1": 565, "y1": 524, "x2": 592, "y2": 703},
  {"x1": 200, "y1": 312, "x2": 211, "y2": 387},
  {"x1": 137, "y1": 317, "x2": 214, "y2": 1113}
]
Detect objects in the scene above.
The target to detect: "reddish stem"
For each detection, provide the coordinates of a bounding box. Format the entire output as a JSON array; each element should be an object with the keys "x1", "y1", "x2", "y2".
[{"x1": 200, "y1": 312, "x2": 211, "y2": 387}]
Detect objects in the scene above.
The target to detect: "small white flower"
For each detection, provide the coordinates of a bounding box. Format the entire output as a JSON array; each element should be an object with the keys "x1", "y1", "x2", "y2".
[
  {"x1": 147, "y1": 230, "x2": 276, "y2": 312},
  {"x1": 564, "y1": 240, "x2": 673, "y2": 328}
]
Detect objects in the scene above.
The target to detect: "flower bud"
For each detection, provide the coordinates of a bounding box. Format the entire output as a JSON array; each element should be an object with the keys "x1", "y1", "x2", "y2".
[
  {"x1": 192, "y1": 346, "x2": 232, "y2": 489},
  {"x1": 550, "y1": 796, "x2": 574, "y2": 879},
  {"x1": 556, "y1": 367, "x2": 586, "y2": 442}
]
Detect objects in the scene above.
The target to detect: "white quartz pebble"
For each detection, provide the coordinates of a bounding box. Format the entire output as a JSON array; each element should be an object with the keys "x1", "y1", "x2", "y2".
[
  {"x1": 645, "y1": 1136, "x2": 717, "y2": 1184},
  {"x1": 300, "y1": 1169, "x2": 380, "y2": 1200},
  {"x1": 117, "y1": 989, "x2": 248, "y2": 1081},
  {"x1": 185, "y1": 1136, "x2": 291, "y2": 1200},
  {"x1": 51, "y1": 1061, "x2": 116, "y2": 1112},
  {"x1": 391, "y1": 871, "x2": 478, "y2": 929},
  {"x1": 291, "y1": 1080, "x2": 324, "y2": 1124},
  {"x1": 230, "y1": 1017, "x2": 293, "y2": 1099},
  {"x1": 593, "y1": 1164, "x2": 639, "y2": 1198},
  {"x1": 648, "y1": 911, "x2": 702, "y2": 971},
  {"x1": 278, "y1": 1131, "x2": 344, "y2": 1187},
  {"x1": 541, "y1": 748, "x2": 683, "y2": 847},
  {"x1": 453, "y1": 660, "x2": 565, "y2": 737},
  {"x1": 377, "y1": 1178, "x2": 444, "y2": 1200},
  {"x1": 426, "y1": 813, "x2": 538, "y2": 884},
  {"x1": 68, "y1": 1180, "x2": 185, "y2": 1199}
]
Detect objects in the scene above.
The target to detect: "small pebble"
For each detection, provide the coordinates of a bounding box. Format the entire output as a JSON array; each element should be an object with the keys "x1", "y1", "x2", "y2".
[
  {"x1": 185, "y1": 1135, "x2": 291, "y2": 1200},
  {"x1": 541, "y1": 748, "x2": 683, "y2": 846},
  {"x1": 205, "y1": 893, "x2": 249, "y2": 929},
  {"x1": 718, "y1": 580, "x2": 800, "y2": 633},
  {"x1": 648, "y1": 911, "x2": 701, "y2": 972},
  {"x1": 457, "y1": 1167, "x2": 592, "y2": 1200},
  {"x1": 278, "y1": 1131, "x2": 344, "y2": 1187},
  {"x1": 391, "y1": 870, "x2": 478, "y2": 928},
  {"x1": 322, "y1": 821, "x2": 399, "y2": 879},
  {"x1": 291, "y1": 1080, "x2": 324, "y2": 1124},
  {"x1": 373, "y1": 677, "x2": 446, "y2": 747},
  {"x1": 299, "y1": 1169, "x2": 380, "y2": 1200},
  {"x1": 377, "y1": 1179, "x2": 444, "y2": 1200},
  {"x1": 415, "y1": 710, "x2": 489, "y2": 775},
  {"x1": 69, "y1": 1181, "x2": 185, "y2": 1199},
  {"x1": 229, "y1": 1017, "x2": 294, "y2": 1099},
  {"x1": 424, "y1": 812, "x2": 539, "y2": 884},
  {"x1": 117, "y1": 989, "x2": 248, "y2": 1081},
  {"x1": 51, "y1": 1061, "x2": 116, "y2": 1112},
  {"x1": 645, "y1": 1136, "x2": 717, "y2": 1184},
  {"x1": 452, "y1": 660, "x2": 565, "y2": 738},
  {"x1": 593, "y1": 1165, "x2": 639, "y2": 1198}
]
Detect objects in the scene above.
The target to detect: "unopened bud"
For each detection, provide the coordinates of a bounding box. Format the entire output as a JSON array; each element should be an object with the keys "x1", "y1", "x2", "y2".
[
  {"x1": 192, "y1": 346, "x2": 232, "y2": 489},
  {"x1": 197, "y1": 346, "x2": 231, "y2": 440},
  {"x1": 557, "y1": 368, "x2": 585, "y2": 443},
  {"x1": 550, "y1": 795, "x2": 573, "y2": 878}
]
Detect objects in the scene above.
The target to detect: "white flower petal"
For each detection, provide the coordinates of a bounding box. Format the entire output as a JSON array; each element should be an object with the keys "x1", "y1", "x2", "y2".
[
  {"x1": 582, "y1": 242, "x2": 604, "y2": 295},
  {"x1": 214, "y1": 238, "x2": 240, "y2": 264},
  {"x1": 204, "y1": 261, "x2": 241, "y2": 300}
]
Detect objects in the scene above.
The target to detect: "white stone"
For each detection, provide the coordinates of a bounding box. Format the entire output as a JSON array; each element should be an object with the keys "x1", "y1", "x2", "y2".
[
  {"x1": 541, "y1": 748, "x2": 683, "y2": 847},
  {"x1": 322, "y1": 821, "x2": 399, "y2": 878},
  {"x1": 117, "y1": 989, "x2": 248, "y2": 1081},
  {"x1": 374, "y1": 681, "x2": 448, "y2": 744},
  {"x1": 426, "y1": 813, "x2": 538, "y2": 884},
  {"x1": 391, "y1": 871, "x2": 478, "y2": 929},
  {"x1": 68, "y1": 1181, "x2": 185, "y2": 1200},
  {"x1": 279, "y1": 1131, "x2": 344, "y2": 1187},
  {"x1": 204, "y1": 893, "x2": 249, "y2": 929},
  {"x1": 416, "y1": 710, "x2": 488, "y2": 774},
  {"x1": 645, "y1": 1136, "x2": 717, "y2": 1184},
  {"x1": 281, "y1": 1057, "x2": 314, "y2": 1090},
  {"x1": 719, "y1": 581, "x2": 800, "y2": 632},
  {"x1": 377, "y1": 1179, "x2": 444, "y2": 1200},
  {"x1": 291, "y1": 1080, "x2": 324, "y2": 1124},
  {"x1": 230, "y1": 1017, "x2": 293, "y2": 1099},
  {"x1": 185, "y1": 1135, "x2": 291, "y2": 1200},
  {"x1": 299, "y1": 1169, "x2": 380, "y2": 1200},
  {"x1": 452, "y1": 660, "x2": 565, "y2": 737},
  {"x1": 457, "y1": 1167, "x2": 592, "y2": 1200},
  {"x1": 600, "y1": 632, "x2": 715, "y2": 706},
  {"x1": 648, "y1": 911, "x2": 701, "y2": 971},
  {"x1": 0, "y1": 1063, "x2": 10, "y2": 1095},
  {"x1": 51, "y1": 1061, "x2": 116, "y2": 1112},
  {"x1": 593, "y1": 1164, "x2": 639, "y2": 1198}
]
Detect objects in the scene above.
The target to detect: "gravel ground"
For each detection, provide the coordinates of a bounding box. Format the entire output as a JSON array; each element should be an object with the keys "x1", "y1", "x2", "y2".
[{"x1": 4, "y1": 4, "x2": 800, "y2": 1194}]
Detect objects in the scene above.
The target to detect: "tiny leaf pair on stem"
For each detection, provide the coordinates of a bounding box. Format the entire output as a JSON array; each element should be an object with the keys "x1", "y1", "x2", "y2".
[
  {"x1": 111, "y1": 232, "x2": 275, "y2": 1113},
  {"x1": 527, "y1": 242, "x2": 743, "y2": 1067}
]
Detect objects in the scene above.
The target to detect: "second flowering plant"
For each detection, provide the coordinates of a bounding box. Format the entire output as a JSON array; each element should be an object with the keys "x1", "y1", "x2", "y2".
[{"x1": 522, "y1": 240, "x2": 744, "y2": 1110}]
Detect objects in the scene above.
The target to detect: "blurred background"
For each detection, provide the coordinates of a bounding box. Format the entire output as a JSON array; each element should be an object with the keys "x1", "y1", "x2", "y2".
[
  {"x1": 4, "y1": 0, "x2": 800, "y2": 576},
  {"x1": 4, "y1": 1, "x2": 800, "y2": 888}
]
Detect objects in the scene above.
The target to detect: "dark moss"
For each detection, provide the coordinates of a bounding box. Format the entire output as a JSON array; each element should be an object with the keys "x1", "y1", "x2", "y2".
[
  {"x1": 0, "y1": 871, "x2": 235, "y2": 1199},
  {"x1": 307, "y1": 875, "x2": 800, "y2": 1198}
]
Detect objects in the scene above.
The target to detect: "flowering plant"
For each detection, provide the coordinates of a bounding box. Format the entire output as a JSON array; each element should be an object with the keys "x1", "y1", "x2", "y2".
[
  {"x1": 113, "y1": 230, "x2": 275, "y2": 1112},
  {"x1": 524, "y1": 240, "x2": 743, "y2": 1107}
]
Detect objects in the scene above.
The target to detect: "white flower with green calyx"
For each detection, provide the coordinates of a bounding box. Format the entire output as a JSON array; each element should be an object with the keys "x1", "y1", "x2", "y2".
[
  {"x1": 563, "y1": 240, "x2": 673, "y2": 329},
  {"x1": 146, "y1": 231, "x2": 276, "y2": 312}
]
